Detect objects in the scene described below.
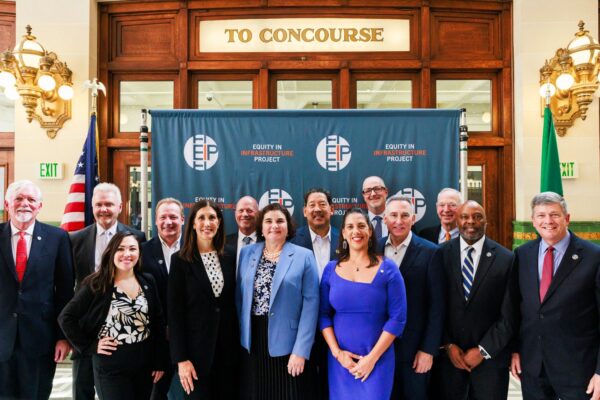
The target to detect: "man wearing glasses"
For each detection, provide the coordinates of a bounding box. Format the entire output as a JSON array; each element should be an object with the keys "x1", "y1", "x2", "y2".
[
  {"x1": 419, "y1": 188, "x2": 463, "y2": 245},
  {"x1": 361, "y1": 176, "x2": 389, "y2": 241}
]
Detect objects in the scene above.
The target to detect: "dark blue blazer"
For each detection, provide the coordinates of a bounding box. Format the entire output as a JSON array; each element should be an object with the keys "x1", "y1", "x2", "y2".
[
  {"x1": 515, "y1": 232, "x2": 600, "y2": 386},
  {"x1": 0, "y1": 221, "x2": 74, "y2": 362},
  {"x1": 377, "y1": 234, "x2": 445, "y2": 361},
  {"x1": 291, "y1": 225, "x2": 340, "y2": 262},
  {"x1": 418, "y1": 224, "x2": 442, "y2": 245}
]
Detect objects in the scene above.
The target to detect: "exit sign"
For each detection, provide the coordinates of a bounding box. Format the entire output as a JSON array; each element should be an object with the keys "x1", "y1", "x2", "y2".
[
  {"x1": 560, "y1": 161, "x2": 578, "y2": 179},
  {"x1": 38, "y1": 162, "x2": 63, "y2": 180}
]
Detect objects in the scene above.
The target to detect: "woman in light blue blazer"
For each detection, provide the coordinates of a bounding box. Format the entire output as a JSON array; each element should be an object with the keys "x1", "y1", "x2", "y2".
[{"x1": 236, "y1": 202, "x2": 320, "y2": 400}]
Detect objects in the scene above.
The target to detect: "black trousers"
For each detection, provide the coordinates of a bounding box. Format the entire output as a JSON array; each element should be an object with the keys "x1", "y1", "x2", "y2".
[
  {"x1": 72, "y1": 354, "x2": 95, "y2": 400},
  {"x1": 438, "y1": 354, "x2": 509, "y2": 400},
  {"x1": 521, "y1": 366, "x2": 591, "y2": 400},
  {"x1": 93, "y1": 340, "x2": 154, "y2": 400},
  {"x1": 0, "y1": 346, "x2": 56, "y2": 400},
  {"x1": 312, "y1": 331, "x2": 329, "y2": 400},
  {"x1": 150, "y1": 362, "x2": 176, "y2": 400},
  {"x1": 391, "y1": 361, "x2": 430, "y2": 400}
]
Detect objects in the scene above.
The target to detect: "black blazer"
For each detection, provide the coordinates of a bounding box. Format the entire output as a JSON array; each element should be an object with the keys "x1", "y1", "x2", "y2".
[
  {"x1": 441, "y1": 236, "x2": 517, "y2": 367},
  {"x1": 58, "y1": 272, "x2": 167, "y2": 369},
  {"x1": 377, "y1": 234, "x2": 445, "y2": 361},
  {"x1": 168, "y1": 249, "x2": 239, "y2": 377},
  {"x1": 224, "y1": 232, "x2": 239, "y2": 260},
  {"x1": 71, "y1": 222, "x2": 146, "y2": 288},
  {"x1": 290, "y1": 225, "x2": 340, "y2": 261},
  {"x1": 515, "y1": 233, "x2": 600, "y2": 386},
  {"x1": 418, "y1": 224, "x2": 442, "y2": 245},
  {"x1": 0, "y1": 221, "x2": 74, "y2": 362}
]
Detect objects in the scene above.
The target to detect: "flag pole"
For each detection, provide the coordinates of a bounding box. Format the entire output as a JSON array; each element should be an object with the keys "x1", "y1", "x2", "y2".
[
  {"x1": 140, "y1": 109, "x2": 149, "y2": 237},
  {"x1": 83, "y1": 78, "x2": 106, "y2": 173},
  {"x1": 459, "y1": 108, "x2": 469, "y2": 201}
]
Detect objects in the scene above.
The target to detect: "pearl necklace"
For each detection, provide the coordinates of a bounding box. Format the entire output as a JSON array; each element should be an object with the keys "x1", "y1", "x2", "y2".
[{"x1": 263, "y1": 248, "x2": 282, "y2": 260}]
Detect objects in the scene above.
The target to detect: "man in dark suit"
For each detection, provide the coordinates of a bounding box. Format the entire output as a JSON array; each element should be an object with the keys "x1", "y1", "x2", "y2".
[
  {"x1": 0, "y1": 180, "x2": 74, "y2": 399},
  {"x1": 70, "y1": 182, "x2": 146, "y2": 400},
  {"x1": 362, "y1": 176, "x2": 389, "y2": 241},
  {"x1": 291, "y1": 188, "x2": 339, "y2": 400},
  {"x1": 142, "y1": 197, "x2": 185, "y2": 400},
  {"x1": 224, "y1": 195, "x2": 259, "y2": 266},
  {"x1": 419, "y1": 188, "x2": 463, "y2": 244},
  {"x1": 511, "y1": 192, "x2": 600, "y2": 400},
  {"x1": 377, "y1": 196, "x2": 444, "y2": 400},
  {"x1": 438, "y1": 200, "x2": 517, "y2": 400}
]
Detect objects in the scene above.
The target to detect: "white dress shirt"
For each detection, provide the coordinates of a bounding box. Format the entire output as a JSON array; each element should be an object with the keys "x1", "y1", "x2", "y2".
[
  {"x1": 438, "y1": 226, "x2": 459, "y2": 244},
  {"x1": 159, "y1": 235, "x2": 181, "y2": 272},
  {"x1": 10, "y1": 221, "x2": 35, "y2": 262},
  {"x1": 367, "y1": 211, "x2": 388, "y2": 237},
  {"x1": 384, "y1": 231, "x2": 412, "y2": 268},
  {"x1": 95, "y1": 223, "x2": 118, "y2": 271},
  {"x1": 459, "y1": 235, "x2": 485, "y2": 278},
  {"x1": 236, "y1": 230, "x2": 257, "y2": 265},
  {"x1": 308, "y1": 227, "x2": 332, "y2": 280}
]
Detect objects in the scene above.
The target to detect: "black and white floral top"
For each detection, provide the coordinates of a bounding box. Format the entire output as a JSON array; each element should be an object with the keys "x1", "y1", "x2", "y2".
[
  {"x1": 200, "y1": 251, "x2": 224, "y2": 298},
  {"x1": 252, "y1": 255, "x2": 277, "y2": 316},
  {"x1": 98, "y1": 286, "x2": 150, "y2": 344}
]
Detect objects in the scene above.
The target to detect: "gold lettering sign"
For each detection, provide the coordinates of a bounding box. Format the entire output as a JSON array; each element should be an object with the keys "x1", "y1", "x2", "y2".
[{"x1": 200, "y1": 18, "x2": 409, "y2": 53}]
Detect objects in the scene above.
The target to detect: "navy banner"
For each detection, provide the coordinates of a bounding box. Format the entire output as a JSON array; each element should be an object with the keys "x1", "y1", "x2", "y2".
[{"x1": 150, "y1": 109, "x2": 460, "y2": 234}]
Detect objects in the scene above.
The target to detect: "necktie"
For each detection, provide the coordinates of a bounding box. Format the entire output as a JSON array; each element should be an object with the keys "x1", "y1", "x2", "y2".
[
  {"x1": 373, "y1": 216, "x2": 383, "y2": 241},
  {"x1": 462, "y1": 247, "x2": 475, "y2": 300},
  {"x1": 445, "y1": 230, "x2": 451, "y2": 242},
  {"x1": 242, "y1": 236, "x2": 252, "y2": 246},
  {"x1": 540, "y1": 246, "x2": 554, "y2": 301},
  {"x1": 99, "y1": 231, "x2": 111, "y2": 257},
  {"x1": 16, "y1": 231, "x2": 27, "y2": 282}
]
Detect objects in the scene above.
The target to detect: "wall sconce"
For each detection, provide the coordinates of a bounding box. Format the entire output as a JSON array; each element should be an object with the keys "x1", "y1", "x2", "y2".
[
  {"x1": 0, "y1": 25, "x2": 73, "y2": 139},
  {"x1": 539, "y1": 20, "x2": 600, "y2": 136}
]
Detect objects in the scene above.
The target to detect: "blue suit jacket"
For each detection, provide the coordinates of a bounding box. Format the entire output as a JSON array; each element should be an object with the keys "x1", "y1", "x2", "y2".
[
  {"x1": 0, "y1": 221, "x2": 74, "y2": 362},
  {"x1": 236, "y1": 241, "x2": 319, "y2": 359},
  {"x1": 291, "y1": 225, "x2": 340, "y2": 262},
  {"x1": 377, "y1": 234, "x2": 445, "y2": 361}
]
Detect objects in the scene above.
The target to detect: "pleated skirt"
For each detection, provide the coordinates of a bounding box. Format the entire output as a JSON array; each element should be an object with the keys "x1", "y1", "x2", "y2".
[{"x1": 241, "y1": 315, "x2": 316, "y2": 400}]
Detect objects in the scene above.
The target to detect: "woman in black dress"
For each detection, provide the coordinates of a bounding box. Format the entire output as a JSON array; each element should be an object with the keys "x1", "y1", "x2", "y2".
[
  {"x1": 168, "y1": 200, "x2": 239, "y2": 399},
  {"x1": 59, "y1": 231, "x2": 167, "y2": 400}
]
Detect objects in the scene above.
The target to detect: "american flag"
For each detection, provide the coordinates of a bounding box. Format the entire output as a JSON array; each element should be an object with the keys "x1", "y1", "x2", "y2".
[{"x1": 60, "y1": 113, "x2": 99, "y2": 232}]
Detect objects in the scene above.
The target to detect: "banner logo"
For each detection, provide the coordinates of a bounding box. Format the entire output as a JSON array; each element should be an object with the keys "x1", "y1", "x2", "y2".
[
  {"x1": 183, "y1": 134, "x2": 219, "y2": 171},
  {"x1": 259, "y1": 189, "x2": 295, "y2": 215},
  {"x1": 395, "y1": 188, "x2": 427, "y2": 222},
  {"x1": 316, "y1": 135, "x2": 351, "y2": 171}
]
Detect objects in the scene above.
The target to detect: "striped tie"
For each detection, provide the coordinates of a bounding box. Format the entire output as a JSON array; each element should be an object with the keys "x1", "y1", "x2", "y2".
[{"x1": 462, "y1": 247, "x2": 475, "y2": 300}]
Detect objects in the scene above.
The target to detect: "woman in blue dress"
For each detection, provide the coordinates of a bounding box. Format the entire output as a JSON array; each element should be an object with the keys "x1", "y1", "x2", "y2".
[{"x1": 319, "y1": 207, "x2": 407, "y2": 399}]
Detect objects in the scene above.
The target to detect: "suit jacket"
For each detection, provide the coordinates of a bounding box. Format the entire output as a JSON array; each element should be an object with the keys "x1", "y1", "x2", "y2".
[
  {"x1": 290, "y1": 225, "x2": 340, "y2": 262},
  {"x1": 71, "y1": 222, "x2": 146, "y2": 288},
  {"x1": 58, "y1": 272, "x2": 167, "y2": 369},
  {"x1": 0, "y1": 221, "x2": 74, "y2": 362},
  {"x1": 515, "y1": 233, "x2": 600, "y2": 386},
  {"x1": 419, "y1": 224, "x2": 442, "y2": 244},
  {"x1": 441, "y1": 236, "x2": 517, "y2": 367},
  {"x1": 224, "y1": 232, "x2": 239, "y2": 260},
  {"x1": 377, "y1": 234, "x2": 445, "y2": 361},
  {"x1": 236, "y1": 241, "x2": 320, "y2": 359},
  {"x1": 168, "y1": 249, "x2": 239, "y2": 377}
]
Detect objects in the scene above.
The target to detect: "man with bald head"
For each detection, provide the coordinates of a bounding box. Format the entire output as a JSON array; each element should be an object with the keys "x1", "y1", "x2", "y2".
[
  {"x1": 420, "y1": 188, "x2": 463, "y2": 244},
  {"x1": 362, "y1": 176, "x2": 389, "y2": 241},
  {"x1": 225, "y1": 195, "x2": 259, "y2": 265},
  {"x1": 437, "y1": 200, "x2": 517, "y2": 400}
]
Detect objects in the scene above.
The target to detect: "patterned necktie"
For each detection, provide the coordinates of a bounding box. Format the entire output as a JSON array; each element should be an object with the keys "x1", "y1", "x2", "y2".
[
  {"x1": 539, "y1": 246, "x2": 554, "y2": 301},
  {"x1": 373, "y1": 216, "x2": 383, "y2": 241},
  {"x1": 445, "y1": 230, "x2": 451, "y2": 242},
  {"x1": 242, "y1": 236, "x2": 252, "y2": 246},
  {"x1": 462, "y1": 247, "x2": 475, "y2": 300},
  {"x1": 16, "y1": 231, "x2": 27, "y2": 282}
]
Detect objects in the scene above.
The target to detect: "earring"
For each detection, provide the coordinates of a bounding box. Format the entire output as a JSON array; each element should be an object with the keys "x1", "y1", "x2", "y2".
[{"x1": 342, "y1": 239, "x2": 348, "y2": 249}]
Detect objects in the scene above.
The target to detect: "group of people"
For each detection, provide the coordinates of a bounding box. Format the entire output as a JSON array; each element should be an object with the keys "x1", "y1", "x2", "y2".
[{"x1": 0, "y1": 176, "x2": 599, "y2": 400}]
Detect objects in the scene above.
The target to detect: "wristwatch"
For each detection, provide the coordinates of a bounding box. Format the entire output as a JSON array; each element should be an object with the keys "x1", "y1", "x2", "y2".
[{"x1": 478, "y1": 345, "x2": 491, "y2": 360}]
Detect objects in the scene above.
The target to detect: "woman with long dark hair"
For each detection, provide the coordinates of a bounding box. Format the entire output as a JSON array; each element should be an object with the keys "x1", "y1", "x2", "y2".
[
  {"x1": 319, "y1": 207, "x2": 407, "y2": 399},
  {"x1": 59, "y1": 231, "x2": 167, "y2": 400},
  {"x1": 168, "y1": 200, "x2": 239, "y2": 399}
]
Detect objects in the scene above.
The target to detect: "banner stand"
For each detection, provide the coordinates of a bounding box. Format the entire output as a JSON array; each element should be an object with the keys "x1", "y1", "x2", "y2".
[{"x1": 140, "y1": 109, "x2": 149, "y2": 236}]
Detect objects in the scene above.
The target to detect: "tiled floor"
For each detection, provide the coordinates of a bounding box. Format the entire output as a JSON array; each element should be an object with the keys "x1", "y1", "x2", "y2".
[{"x1": 50, "y1": 361, "x2": 524, "y2": 400}]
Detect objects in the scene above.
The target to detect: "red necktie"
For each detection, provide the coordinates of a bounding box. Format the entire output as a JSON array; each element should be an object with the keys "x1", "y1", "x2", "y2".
[
  {"x1": 16, "y1": 231, "x2": 27, "y2": 282},
  {"x1": 539, "y1": 246, "x2": 554, "y2": 301}
]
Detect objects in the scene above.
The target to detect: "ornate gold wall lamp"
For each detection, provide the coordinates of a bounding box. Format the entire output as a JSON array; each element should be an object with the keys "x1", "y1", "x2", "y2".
[
  {"x1": 0, "y1": 25, "x2": 73, "y2": 138},
  {"x1": 539, "y1": 21, "x2": 600, "y2": 136}
]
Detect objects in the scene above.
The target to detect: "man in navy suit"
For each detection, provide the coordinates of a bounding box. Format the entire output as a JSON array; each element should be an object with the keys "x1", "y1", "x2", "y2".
[
  {"x1": 419, "y1": 188, "x2": 463, "y2": 245},
  {"x1": 70, "y1": 182, "x2": 146, "y2": 400},
  {"x1": 511, "y1": 192, "x2": 600, "y2": 400},
  {"x1": 0, "y1": 180, "x2": 74, "y2": 399},
  {"x1": 377, "y1": 195, "x2": 445, "y2": 399},
  {"x1": 225, "y1": 195, "x2": 259, "y2": 266},
  {"x1": 291, "y1": 188, "x2": 339, "y2": 400},
  {"x1": 362, "y1": 176, "x2": 388, "y2": 241},
  {"x1": 142, "y1": 197, "x2": 185, "y2": 400}
]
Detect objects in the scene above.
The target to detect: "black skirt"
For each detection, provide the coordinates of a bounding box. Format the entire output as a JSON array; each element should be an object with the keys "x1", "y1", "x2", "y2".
[{"x1": 241, "y1": 315, "x2": 316, "y2": 400}]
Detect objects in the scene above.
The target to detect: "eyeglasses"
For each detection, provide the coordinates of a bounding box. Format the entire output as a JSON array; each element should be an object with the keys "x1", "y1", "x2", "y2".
[
  {"x1": 362, "y1": 186, "x2": 386, "y2": 195},
  {"x1": 437, "y1": 202, "x2": 458, "y2": 209}
]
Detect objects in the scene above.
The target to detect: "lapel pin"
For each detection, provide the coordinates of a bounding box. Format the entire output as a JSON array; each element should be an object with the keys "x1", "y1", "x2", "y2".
[
  {"x1": 158, "y1": 260, "x2": 163, "y2": 264},
  {"x1": 143, "y1": 285, "x2": 148, "y2": 290},
  {"x1": 486, "y1": 252, "x2": 492, "y2": 257},
  {"x1": 37, "y1": 236, "x2": 41, "y2": 241},
  {"x1": 380, "y1": 269, "x2": 384, "y2": 273},
  {"x1": 572, "y1": 254, "x2": 579, "y2": 260}
]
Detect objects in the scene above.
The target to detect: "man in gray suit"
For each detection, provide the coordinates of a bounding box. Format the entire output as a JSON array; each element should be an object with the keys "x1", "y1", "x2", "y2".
[{"x1": 70, "y1": 182, "x2": 146, "y2": 400}]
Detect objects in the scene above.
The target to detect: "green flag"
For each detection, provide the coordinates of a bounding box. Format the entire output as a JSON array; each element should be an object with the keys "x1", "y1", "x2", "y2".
[{"x1": 540, "y1": 106, "x2": 563, "y2": 195}]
